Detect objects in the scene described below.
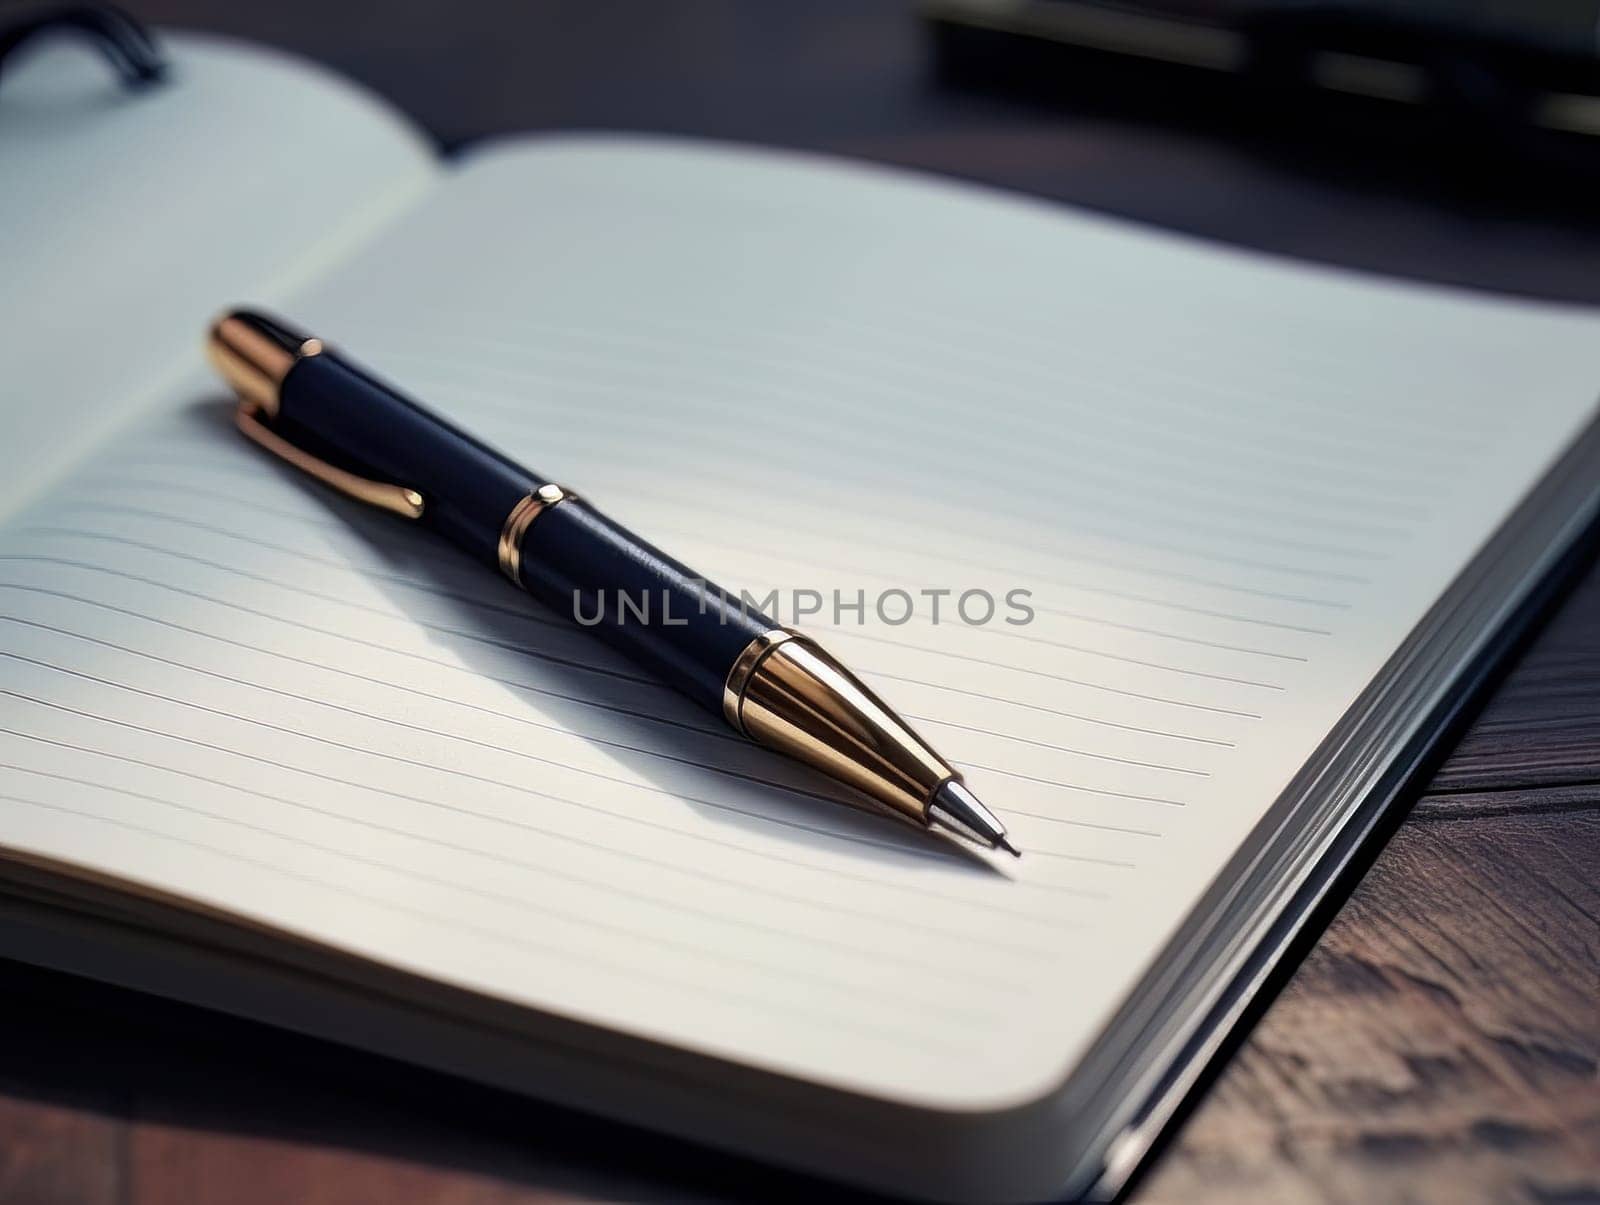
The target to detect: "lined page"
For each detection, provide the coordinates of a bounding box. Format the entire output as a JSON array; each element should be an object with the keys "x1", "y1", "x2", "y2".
[{"x1": 0, "y1": 138, "x2": 1595, "y2": 1110}]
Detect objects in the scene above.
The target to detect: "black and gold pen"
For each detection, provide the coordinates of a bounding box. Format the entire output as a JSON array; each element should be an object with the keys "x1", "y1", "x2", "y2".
[{"x1": 207, "y1": 310, "x2": 1019, "y2": 856}]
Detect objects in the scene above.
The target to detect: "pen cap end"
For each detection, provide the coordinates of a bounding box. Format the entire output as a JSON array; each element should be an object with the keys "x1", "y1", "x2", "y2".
[{"x1": 206, "y1": 309, "x2": 313, "y2": 417}]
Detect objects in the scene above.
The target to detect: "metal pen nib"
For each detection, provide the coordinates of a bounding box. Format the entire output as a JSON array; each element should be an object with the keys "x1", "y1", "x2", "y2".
[
  {"x1": 724, "y1": 630, "x2": 1019, "y2": 854},
  {"x1": 928, "y1": 779, "x2": 1020, "y2": 856}
]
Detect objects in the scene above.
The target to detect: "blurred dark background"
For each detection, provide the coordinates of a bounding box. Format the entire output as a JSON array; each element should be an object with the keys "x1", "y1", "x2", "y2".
[{"x1": 112, "y1": 0, "x2": 1600, "y2": 301}]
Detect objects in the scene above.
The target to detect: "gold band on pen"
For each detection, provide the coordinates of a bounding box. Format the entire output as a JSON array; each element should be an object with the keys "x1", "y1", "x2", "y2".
[
  {"x1": 721, "y1": 628, "x2": 796, "y2": 731},
  {"x1": 499, "y1": 483, "x2": 577, "y2": 583}
]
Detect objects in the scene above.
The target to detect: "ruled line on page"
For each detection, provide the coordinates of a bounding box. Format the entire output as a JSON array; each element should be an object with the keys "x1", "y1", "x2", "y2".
[
  {"x1": 107, "y1": 434, "x2": 1417, "y2": 564},
  {"x1": 864, "y1": 292, "x2": 1504, "y2": 442},
  {"x1": 0, "y1": 558, "x2": 1231, "y2": 765},
  {"x1": 111, "y1": 420, "x2": 1380, "y2": 591},
  {"x1": 0, "y1": 681, "x2": 1117, "y2": 922},
  {"x1": 0, "y1": 772, "x2": 1027, "y2": 1011},
  {"x1": 0, "y1": 751, "x2": 1076, "y2": 952},
  {"x1": 1, "y1": 544, "x2": 1233, "y2": 797},
  {"x1": 36, "y1": 468, "x2": 1280, "y2": 758},
  {"x1": 0, "y1": 592, "x2": 1196, "y2": 830},
  {"x1": 412, "y1": 274, "x2": 1499, "y2": 450},
  {"x1": 975, "y1": 610, "x2": 1310, "y2": 662},
  {"x1": 378, "y1": 364, "x2": 1430, "y2": 543},
  {"x1": 0, "y1": 758, "x2": 1041, "y2": 1001},
  {"x1": 372, "y1": 328, "x2": 1443, "y2": 508},
  {"x1": 356, "y1": 373, "x2": 1407, "y2": 569},
  {"x1": 0, "y1": 579, "x2": 1222, "y2": 782},
  {"x1": 75, "y1": 470, "x2": 1337, "y2": 659},
  {"x1": 372, "y1": 310, "x2": 1473, "y2": 485},
  {"x1": 124, "y1": 419, "x2": 1408, "y2": 556},
  {"x1": 37, "y1": 502, "x2": 1300, "y2": 694},
  {"x1": 400, "y1": 296, "x2": 1498, "y2": 456},
  {"x1": 2, "y1": 657, "x2": 1039, "y2": 870},
  {"x1": 0, "y1": 581, "x2": 726, "y2": 737},
  {"x1": 0, "y1": 603, "x2": 1149, "y2": 878},
  {"x1": 91, "y1": 474, "x2": 1330, "y2": 659},
  {"x1": 0, "y1": 786, "x2": 992, "y2": 1051},
  {"x1": 0, "y1": 513, "x2": 1195, "y2": 857},
  {"x1": 565, "y1": 475, "x2": 1365, "y2": 609},
  {"x1": 885, "y1": 673, "x2": 1236, "y2": 745},
  {"x1": 771, "y1": 604, "x2": 1286, "y2": 693},
  {"x1": 111, "y1": 454, "x2": 1362, "y2": 612},
  {"x1": 10, "y1": 524, "x2": 1271, "y2": 726},
  {"x1": 387, "y1": 307, "x2": 1438, "y2": 468},
  {"x1": 0, "y1": 720, "x2": 1107, "y2": 929},
  {"x1": 0, "y1": 610, "x2": 1196, "y2": 827}
]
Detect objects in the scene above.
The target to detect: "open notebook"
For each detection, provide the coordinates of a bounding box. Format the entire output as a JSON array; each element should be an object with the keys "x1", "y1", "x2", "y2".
[{"x1": 2, "y1": 32, "x2": 1597, "y2": 1203}]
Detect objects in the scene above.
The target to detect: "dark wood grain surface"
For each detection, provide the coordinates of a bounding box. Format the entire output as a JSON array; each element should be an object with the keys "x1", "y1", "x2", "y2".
[{"x1": 3, "y1": 3, "x2": 1597, "y2": 1202}]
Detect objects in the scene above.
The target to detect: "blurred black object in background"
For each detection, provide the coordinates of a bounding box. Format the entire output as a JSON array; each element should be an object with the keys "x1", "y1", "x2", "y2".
[
  {"x1": 0, "y1": 3, "x2": 165, "y2": 89},
  {"x1": 926, "y1": 0, "x2": 1600, "y2": 214},
  {"x1": 108, "y1": 0, "x2": 1599, "y2": 304}
]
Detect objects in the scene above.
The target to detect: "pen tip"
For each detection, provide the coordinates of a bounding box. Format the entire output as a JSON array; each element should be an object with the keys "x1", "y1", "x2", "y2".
[
  {"x1": 929, "y1": 779, "x2": 1013, "y2": 854},
  {"x1": 997, "y1": 835, "x2": 1021, "y2": 858}
]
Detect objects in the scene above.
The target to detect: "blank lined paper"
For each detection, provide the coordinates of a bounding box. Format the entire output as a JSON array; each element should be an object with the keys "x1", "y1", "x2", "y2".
[{"x1": 0, "y1": 138, "x2": 1595, "y2": 1109}]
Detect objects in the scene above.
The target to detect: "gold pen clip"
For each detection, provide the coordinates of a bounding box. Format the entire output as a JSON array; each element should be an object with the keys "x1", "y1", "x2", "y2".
[
  {"x1": 234, "y1": 400, "x2": 426, "y2": 520},
  {"x1": 208, "y1": 311, "x2": 425, "y2": 521}
]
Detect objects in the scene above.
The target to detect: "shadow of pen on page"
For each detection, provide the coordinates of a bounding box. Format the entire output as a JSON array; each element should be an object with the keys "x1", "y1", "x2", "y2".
[{"x1": 186, "y1": 399, "x2": 1004, "y2": 877}]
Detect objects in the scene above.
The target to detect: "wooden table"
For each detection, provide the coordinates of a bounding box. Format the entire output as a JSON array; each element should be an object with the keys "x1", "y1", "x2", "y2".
[{"x1": 5, "y1": 3, "x2": 1597, "y2": 1201}]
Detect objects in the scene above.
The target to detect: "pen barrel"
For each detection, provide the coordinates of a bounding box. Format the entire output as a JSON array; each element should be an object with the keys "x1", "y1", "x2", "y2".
[
  {"x1": 275, "y1": 346, "x2": 776, "y2": 717},
  {"x1": 515, "y1": 500, "x2": 773, "y2": 716},
  {"x1": 278, "y1": 352, "x2": 537, "y2": 569}
]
